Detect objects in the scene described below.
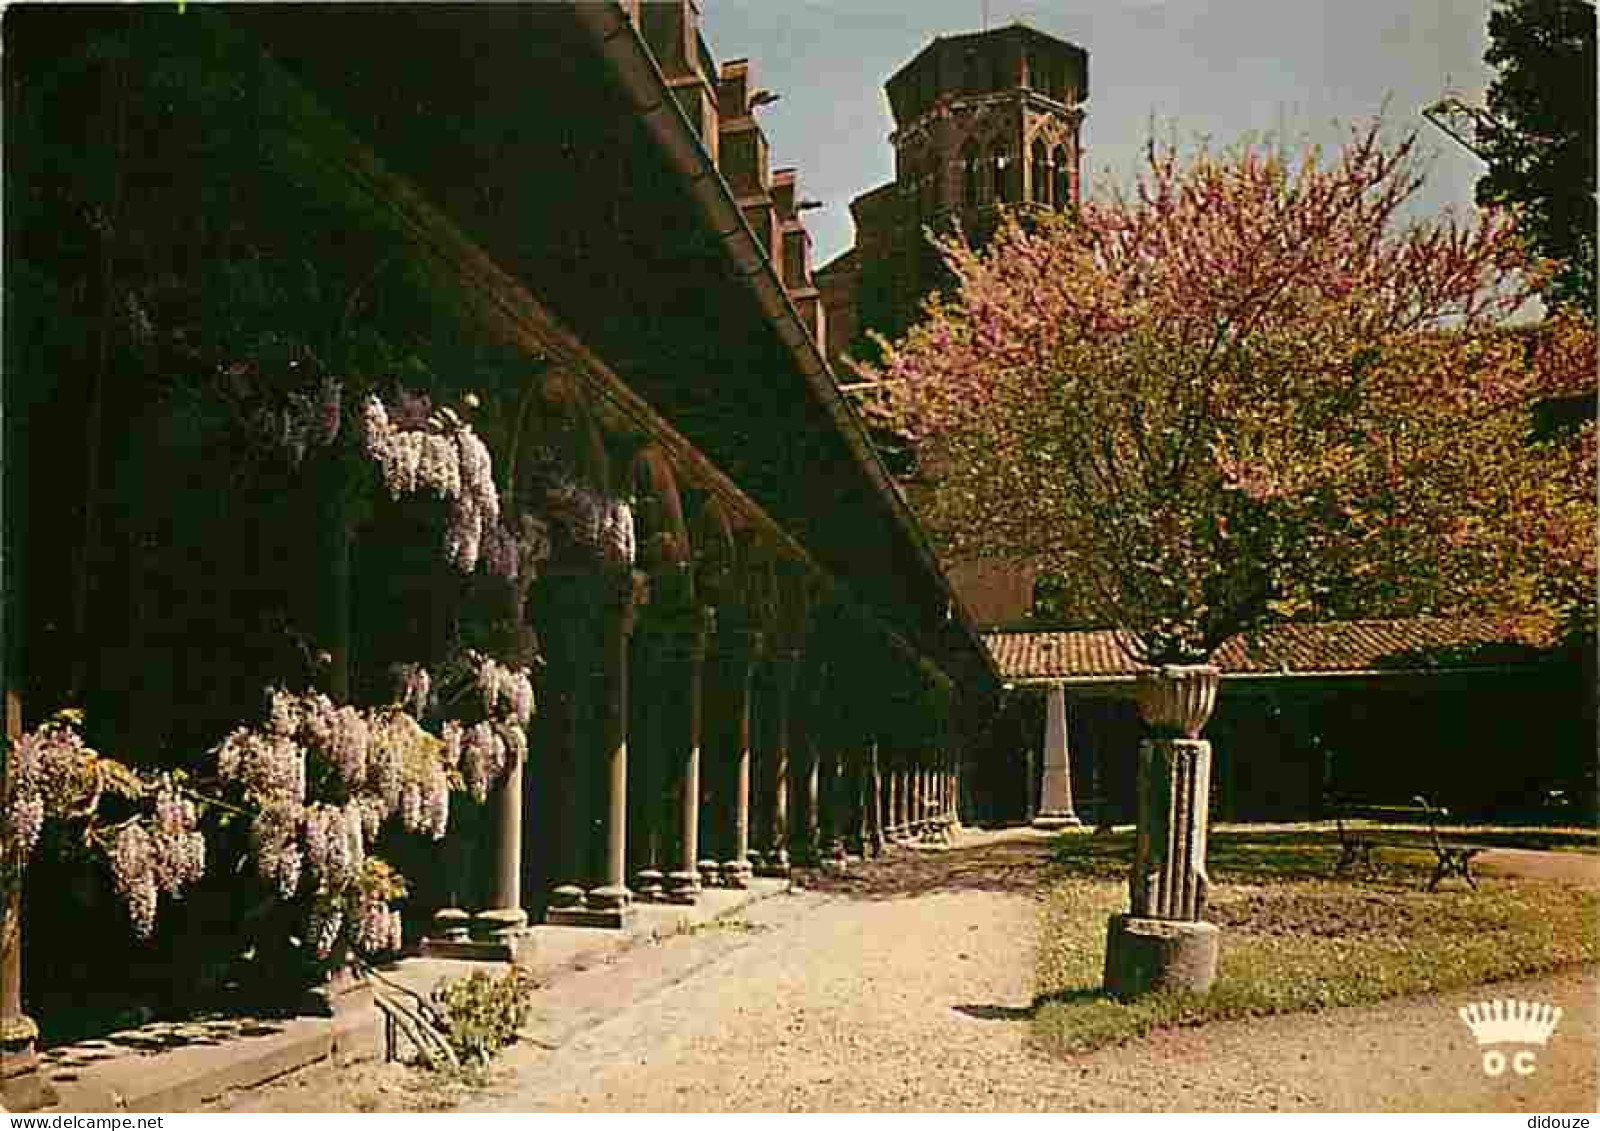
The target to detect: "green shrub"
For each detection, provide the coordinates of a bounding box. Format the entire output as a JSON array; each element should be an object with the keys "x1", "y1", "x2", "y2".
[{"x1": 429, "y1": 965, "x2": 539, "y2": 1068}]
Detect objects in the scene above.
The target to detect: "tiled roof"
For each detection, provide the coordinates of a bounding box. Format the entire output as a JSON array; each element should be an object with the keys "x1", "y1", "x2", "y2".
[{"x1": 984, "y1": 618, "x2": 1545, "y2": 684}]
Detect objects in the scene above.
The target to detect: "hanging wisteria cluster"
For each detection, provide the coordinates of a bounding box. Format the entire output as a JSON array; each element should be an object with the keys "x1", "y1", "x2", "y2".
[
  {"x1": 482, "y1": 512, "x2": 553, "y2": 588},
  {"x1": 359, "y1": 392, "x2": 500, "y2": 572},
  {"x1": 1, "y1": 714, "x2": 206, "y2": 938},
  {"x1": 1, "y1": 713, "x2": 91, "y2": 864},
  {"x1": 544, "y1": 475, "x2": 636, "y2": 570},
  {"x1": 107, "y1": 780, "x2": 206, "y2": 938},
  {"x1": 255, "y1": 377, "x2": 343, "y2": 469},
  {"x1": 438, "y1": 654, "x2": 535, "y2": 804},
  {"x1": 6, "y1": 375, "x2": 553, "y2": 966},
  {"x1": 209, "y1": 687, "x2": 465, "y2": 956}
]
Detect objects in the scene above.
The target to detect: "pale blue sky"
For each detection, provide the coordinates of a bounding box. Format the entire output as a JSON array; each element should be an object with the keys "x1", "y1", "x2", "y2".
[{"x1": 699, "y1": 0, "x2": 1498, "y2": 266}]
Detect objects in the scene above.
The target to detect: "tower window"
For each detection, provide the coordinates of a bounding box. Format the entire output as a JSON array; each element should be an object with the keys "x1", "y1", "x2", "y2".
[
  {"x1": 990, "y1": 142, "x2": 1009, "y2": 203},
  {"x1": 962, "y1": 142, "x2": 980, "y2": 207},
  {"x1": 1053, "y1": 144, "x2": 1072, "y2": 208},
  {"x1": 1031, "y1": 139, "x2": 1050, "y2": 206}
]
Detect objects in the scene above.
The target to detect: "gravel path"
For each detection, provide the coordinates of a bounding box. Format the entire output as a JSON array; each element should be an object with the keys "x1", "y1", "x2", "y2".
[{"x1": 460, "y1": 832, "x2": 1597, "y2": 1113}]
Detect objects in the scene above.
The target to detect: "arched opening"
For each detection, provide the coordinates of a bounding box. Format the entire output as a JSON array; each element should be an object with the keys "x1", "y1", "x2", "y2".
[
  {"x1": 1053, "y1": 144, "x2": 1072, "y2": 209},
  {"x1": 1031, "y1": 139, "x2": 1050, "y2": 206},
  {"x1": 989, "y1": 142, "x2": 1009, "y2": 204},
  {"x1": 630, "y1": 446, "x2": 690, "y2": 574},
  {"x1": 961, "y1": 142, "x2": 981, "y2": 207}
]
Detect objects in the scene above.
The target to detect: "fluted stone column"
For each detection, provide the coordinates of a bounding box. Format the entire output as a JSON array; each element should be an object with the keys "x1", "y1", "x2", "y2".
[
  {"x1": 1034, "y1": 684, "x2": 1082, "y2": 829},
  {"x1": 1130, "y1": 739, "x2": 1212, "y2": 919},
  {"x1": 1105, "y1": 665, "x2": 1222, "y2": 999},
  {"x1": 665, "y1": 609, "x2": 712, "y2": 903}
]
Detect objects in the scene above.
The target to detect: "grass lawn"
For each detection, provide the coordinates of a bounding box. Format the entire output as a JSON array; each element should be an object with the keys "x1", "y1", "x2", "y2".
[{"x1": 1032, "y1": 828, "x2": 1600, "y2": 1056}]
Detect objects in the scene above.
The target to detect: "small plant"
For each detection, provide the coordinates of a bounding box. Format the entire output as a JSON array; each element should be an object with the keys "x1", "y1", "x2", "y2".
[{"x1": 429, "y1": 965, "x2": 539, "y2": 1068}]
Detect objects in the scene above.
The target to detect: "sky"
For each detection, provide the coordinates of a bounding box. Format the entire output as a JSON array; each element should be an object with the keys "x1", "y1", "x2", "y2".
[{"x1": 698, "y1": 0, "x2": 1499, "y2": 267}]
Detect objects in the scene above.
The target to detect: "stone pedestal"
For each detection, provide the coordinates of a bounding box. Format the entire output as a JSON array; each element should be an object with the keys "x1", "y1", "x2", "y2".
[
  {"x1": 1102, "y1": 665, "x2": 1223, "y2": 1000},
  {"x1": 1102, "y1": 914, "x2": 1219, "y2": 998},
  {"x1": 1033, "y1": 684, "x2": 1081, "y2": 830}
]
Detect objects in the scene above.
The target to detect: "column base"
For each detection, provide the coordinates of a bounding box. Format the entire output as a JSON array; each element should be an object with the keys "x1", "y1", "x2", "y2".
[
  {"x1": 721, "y1": 859, "x2": 752, "y2": 888},
  {"x1": 696, "y1": 859, "x2": 721, "y2": 889},
  {"x1": 2, "y1": 1017, "x2": 53, "y2": 1113},
  {"x1": 543, "y1": 884, "x2": 635, "y2": 929},
  {"x1": 548, "y1": 884, "x2": 586, "y2": 912},
  {"x1": 634, "y1": 868, "x2": 665, "y2": 902},
  {"x1": 754, "y1": 847, "x2": 789, "y2": 878},
  {"x1": 664, "y1": 870, "x2": 702, "y2": 904},
  {"x1": 545, "y1": 904, "x2": 636, "y2": 930},
  {"x1": 1032, "y1": 811, "x2": 1082, "y2": 830},
  {"x1": 1102, "y1": 913, "x2": 1219, "y2": 999},
  {"x1": 422, "y1": 907, "x2": 535, "y2": 962}
]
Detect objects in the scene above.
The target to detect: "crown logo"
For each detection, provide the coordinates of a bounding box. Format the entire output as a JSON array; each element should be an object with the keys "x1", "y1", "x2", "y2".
[{"x1": 1458, "y1": 999, "x2": 1563, "y2": 1047}]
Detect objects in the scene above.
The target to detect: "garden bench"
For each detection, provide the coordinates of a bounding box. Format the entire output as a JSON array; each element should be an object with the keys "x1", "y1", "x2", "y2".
[{"x1": 1330, "y1": 794, "x2": 1491, "y2": 891}]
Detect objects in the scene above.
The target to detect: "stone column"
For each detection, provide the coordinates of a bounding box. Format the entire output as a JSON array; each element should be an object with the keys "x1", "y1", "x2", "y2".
[
  {"x1": 869, "y1": 743, "x2": 888, "y2": 854},
  {"x1": 539, "y1": 573, "x2": 590, "y2": 922},
  {"x1": 665, "y1": 609, "x2": 712, "y2": 904},
  {"x1": 846, "y1": 747, "x2": 868, "y2": 858},
  {"x1": 798, "y1": 734, "x2": 821, "y2": 865},
  {"x1": 471, "y1": 751, "x2": 530, "y2": 949},
  {"x1": 1104, "y1": 665, "x2": 1222, "y2": 999},
  {"x1": 897, "y1": 766, "x2": 911, "y2": 839},
  {"x1": 717, "y1": 630, "x2": 760, "y2": 888},
  {"x1": 546, "y1": 572, "x2": 637, "y2": 929},
  {"x1": 1034, "y1": 684, "x2": 1082, "y2": 829},
  {"x1": 588, "y1": 576, "x2": 638, "y2": 924},
  {"x1": 2, "y1": 690, "x2": 47, "y2": 1112},
  {"x1": 469, "y1": 593, "x2": 534, "y2": 957},
  {"x1": 757, "y1": 651, "x2": 797, "y2": 876},
  {"x1": 824, "y1": 745, "x2": 848, "y2": 864},
  {"x1": 885, "y1": 764, "x2": 901, "y2": 842}
]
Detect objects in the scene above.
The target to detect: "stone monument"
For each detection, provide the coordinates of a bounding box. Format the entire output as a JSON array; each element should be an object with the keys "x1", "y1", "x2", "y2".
[{"x1": 1103, "y1": 664, "x2": 1221, "y2": 998}]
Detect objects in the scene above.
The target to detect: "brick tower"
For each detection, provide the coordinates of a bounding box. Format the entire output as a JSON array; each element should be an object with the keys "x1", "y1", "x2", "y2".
[{"x1": 818, "y1": 23, "x2": 1088, "y2": 369}]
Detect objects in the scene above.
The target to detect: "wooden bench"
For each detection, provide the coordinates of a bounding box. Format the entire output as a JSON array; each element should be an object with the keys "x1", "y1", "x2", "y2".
[{"x1": 1331, "y1": 795, "x2": 1491, "y2": 891}]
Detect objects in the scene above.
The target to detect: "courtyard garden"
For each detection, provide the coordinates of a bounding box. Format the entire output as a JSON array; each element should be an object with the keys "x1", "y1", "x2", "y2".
[{"x1": 1032, "y1": 826, "x2": 1599, "y2": 1056}]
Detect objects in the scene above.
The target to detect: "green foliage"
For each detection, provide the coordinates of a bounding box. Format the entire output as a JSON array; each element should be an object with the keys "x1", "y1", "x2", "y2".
[
  {"x1": 429, "y1": 965, "x2": 540, "y2": 1068},
  {"x1": 1478, "y1": 0, "x2": 1597, "y2": 312}
]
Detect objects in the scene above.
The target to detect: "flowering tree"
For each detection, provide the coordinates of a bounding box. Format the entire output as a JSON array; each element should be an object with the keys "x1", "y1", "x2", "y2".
[{"x1": 862, "y1": 122, "x2": 1596, "y2": 664}]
